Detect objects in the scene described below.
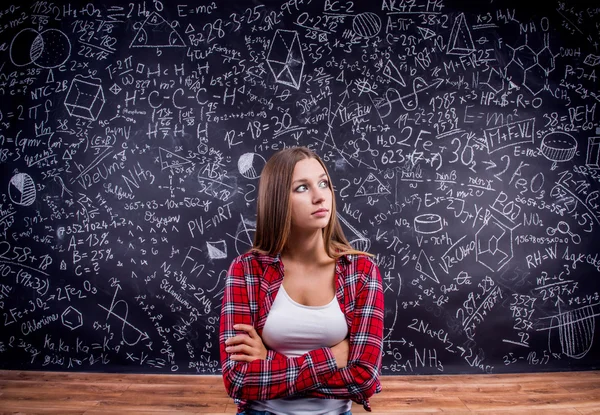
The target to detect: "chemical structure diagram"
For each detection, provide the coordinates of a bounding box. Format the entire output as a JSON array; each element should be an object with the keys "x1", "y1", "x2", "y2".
[{"x1": 503, "y1": 33, "x2": 556, "y2": 96}]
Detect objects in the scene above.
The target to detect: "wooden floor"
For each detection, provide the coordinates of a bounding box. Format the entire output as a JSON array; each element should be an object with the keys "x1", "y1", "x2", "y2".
[{"x1": 0, "y1": 370, "x2": 599, "y2": 414}]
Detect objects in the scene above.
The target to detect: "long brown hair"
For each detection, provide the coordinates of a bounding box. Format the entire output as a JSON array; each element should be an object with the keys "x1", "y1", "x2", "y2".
[{"x1": 252, "y1": 147, "x2": 371, "y2": 258}]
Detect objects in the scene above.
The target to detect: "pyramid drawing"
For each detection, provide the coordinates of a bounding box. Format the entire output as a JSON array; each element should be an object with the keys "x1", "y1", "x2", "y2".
[
  {"x1": 130, "y1": 12, "x2": 185, "y2": 48},
  {"x1": 355, "y1": 173, "x2": 391, "y2": 197},
  {"x1": 158, "y1": 148, "x2": 192, "y2": 170},
  {"x1": 415, "y1": 249, "x2": 439, "y2": 283},
  {"x1": 447, "y1": 13, "x2": 475, "y2": 55},
  {"x1": 266, "y1": 30, "x2": 305, "y2": 90}
]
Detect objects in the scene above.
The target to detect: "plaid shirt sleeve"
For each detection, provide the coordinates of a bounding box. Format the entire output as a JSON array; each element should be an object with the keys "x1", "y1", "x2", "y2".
[
  {"x1": 219, "y1": 256, "x2": 339, "y2": 401},
  {"x1": 298, "y1": 257, "x2": 384, "y2": 408}
]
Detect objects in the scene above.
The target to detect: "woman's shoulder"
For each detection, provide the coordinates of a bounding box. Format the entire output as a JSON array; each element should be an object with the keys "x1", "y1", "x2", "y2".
[
  {"x1": 342, "y1": 252, "x2": 376, "y2": 264},
  {"x1": 339, "y1": 253, "x2": 382, "y2": 289},
  {"x1": 229, "y1": 250, "x2": 278, "y2": 267},
  {"x1": 340, "y1": 252, "x2": 379, "y2": 274}
]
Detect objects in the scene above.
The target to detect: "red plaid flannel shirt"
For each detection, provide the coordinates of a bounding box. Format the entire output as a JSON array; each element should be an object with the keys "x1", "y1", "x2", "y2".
[{"x1": 219, "y1": 250, "x2": 384, "y2": 413}]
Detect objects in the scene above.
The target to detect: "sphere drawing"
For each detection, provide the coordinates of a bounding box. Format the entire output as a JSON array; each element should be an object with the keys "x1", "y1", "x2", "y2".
[
  {"x1": 9, "y1": 173, "x2": 36, "y2": 206},
  {"x1": 34, "y1": 29, "x2": 72, "y2": 68},
  {"x1": 352, "y1": 12, "x2": 382, "y2": 38}
]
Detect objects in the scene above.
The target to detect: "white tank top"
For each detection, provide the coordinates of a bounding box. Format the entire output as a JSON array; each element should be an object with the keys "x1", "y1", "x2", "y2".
[{"x1": 250, "y1": 284, "x2": 351, "y2": 415}]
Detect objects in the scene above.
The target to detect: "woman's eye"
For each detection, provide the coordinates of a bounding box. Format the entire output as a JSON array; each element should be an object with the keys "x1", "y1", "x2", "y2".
[
  {"x1": 295, "y1": 185, "x2": 307, "y2": 192},
  {"x1": 295, "y1": 181, "x2": 328, "y2": 192}
]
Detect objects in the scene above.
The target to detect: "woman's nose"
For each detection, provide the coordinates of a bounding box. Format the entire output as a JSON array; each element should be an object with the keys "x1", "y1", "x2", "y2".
[{"x1": 313, "y1": 189, "x2": 326, "y2": 203}]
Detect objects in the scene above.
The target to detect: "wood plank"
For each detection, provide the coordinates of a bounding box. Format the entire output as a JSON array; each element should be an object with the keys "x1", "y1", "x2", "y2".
[
  {"x1": 556, "y1": 379, "x2": 600, "y2": 393},
  {"x1": 360, "y1": 412, "x2": 582, "y2": 415},
  {"x1": 468, "y1": 411, "x2": 582, "y2": 415},
  {"x1": 0, "y1": 371, "x2": 222, "y2": 385},
  {"x1": 0, "y1": 408, "x2": 88, "y2": 415},
  {"x1": 0, "y1": 370, "x2": 598, "y2": 414},
  {"x1": 84, "y1": 413, "x2": 227, "y2": 415},
  {"x1": 461, "y1": 391, "x2": 600, "y2": 411},
  {"x1": 91, "y1": 399, "x2": 229, "y2": 413},
  {"x1": 0, "y1": 400, "x2": 98, "y2": 411},
  {"x1": 0, "y1": 381, "x2": 128, "y2": 394},
  {"x1": 354, "y1": 396, "x2": 469, "y2": 412},
  {"x1": 576, "y1": 408, "x2": 600, "y2": 415}
]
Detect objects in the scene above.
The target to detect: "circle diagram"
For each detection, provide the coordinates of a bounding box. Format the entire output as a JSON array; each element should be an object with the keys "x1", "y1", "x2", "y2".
[
  {"x1": 234, "y1": 218, "x2": 255, "y2": 255},
  {"x1": 238, "y1": 153, "x2": 266, "y2": 179},
  {"x1": 352, "y1": 12, "x2": 382, "y2": 38},
  {"x1": 10, "y1": 28, "x2": 71, "y2": 68},
  {"x1": 9, "y1": 173, "x2": 36, "y2": 206}
]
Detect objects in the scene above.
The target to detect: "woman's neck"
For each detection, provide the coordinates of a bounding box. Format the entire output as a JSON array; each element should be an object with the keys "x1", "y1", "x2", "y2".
[{"x1": 282, "y1": 230, "x2": 331, "y2": 265}]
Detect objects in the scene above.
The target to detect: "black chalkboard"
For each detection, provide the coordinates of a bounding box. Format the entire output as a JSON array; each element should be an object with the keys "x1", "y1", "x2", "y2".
[{"x1": 0, "y1": 0, "x2": 599, "y2": 375}]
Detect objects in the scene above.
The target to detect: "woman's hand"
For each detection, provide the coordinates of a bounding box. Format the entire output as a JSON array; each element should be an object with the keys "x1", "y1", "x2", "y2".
[
  {"x1": 225, "y1": 324, "x2": 267, "y2": 362},
  {"x1": 330, "y1": 338, "x2": 350, "y2": 369}
]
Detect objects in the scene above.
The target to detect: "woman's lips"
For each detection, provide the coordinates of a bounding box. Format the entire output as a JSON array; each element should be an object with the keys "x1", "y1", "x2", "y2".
[{"x1": 312, "y1": 209, "x2": 329, "y2": 217}]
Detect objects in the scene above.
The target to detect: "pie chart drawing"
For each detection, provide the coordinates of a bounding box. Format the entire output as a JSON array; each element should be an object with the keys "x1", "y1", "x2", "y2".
[
  {"x1": 9, "y1": 173, "x2": 36, "y2": 206},
  {"x1": 238, "y1": 153, "x2": 266, "y2": 179}
]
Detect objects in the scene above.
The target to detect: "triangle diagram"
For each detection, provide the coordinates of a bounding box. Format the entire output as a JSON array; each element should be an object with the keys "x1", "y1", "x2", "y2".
[
  {"x1": 383, "y1": 61, "x2": 406, "y2": 87},
  {"x1": 417, "y1": 26, "x2": 436, "y2": 40},
  {"x1": 447, "y1": 13, "x2": 475, "y2": 55},
  {"x1": 276, "y1": 64, "x2": 290, "y2": 81},
  {"x1": 206, "y1": 241, "x2": 227, "y2": 259},
  {"x1": 158, "y1": 148, "x2": 192, "y2": 170},
  {"x1": 130, "y1": 12, "x2": 185, "y2": 48},
  {"x1": 355, "y1": 173, "x2": 391, "y2": 197},
  {"x1": 277, "y1": 66, "x2": 297, "y2": 89},
  {"x1": 415, "y1": 249, "x2": 439, "y2": 283}
]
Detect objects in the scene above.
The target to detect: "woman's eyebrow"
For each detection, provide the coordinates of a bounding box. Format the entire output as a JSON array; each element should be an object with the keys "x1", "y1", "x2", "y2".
[{"x1": 292, "y1": 173, "x2": 327, "y2": 185}]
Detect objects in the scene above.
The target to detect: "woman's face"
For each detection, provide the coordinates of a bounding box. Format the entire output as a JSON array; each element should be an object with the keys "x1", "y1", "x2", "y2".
[{"x1": 289, "y1": 157, "x2": 333, "y2": 233}]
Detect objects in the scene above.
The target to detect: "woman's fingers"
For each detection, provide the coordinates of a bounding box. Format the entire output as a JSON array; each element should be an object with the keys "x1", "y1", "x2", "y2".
[
  {"x1": 229, "y1": 353, "x2": 255, "y2": 362},
  {"x1": 226, "y1": 342, "x2": 263, "y2": 362},
  {"x1": 233, "y1": 324, "x2": 259, "y2": 339},
  {"x1": 225, "y1": 325, "x2": 267, "y2": 362},
  {"x1": 226, "y1": 335, "x2": 260, "y2": 352},
  {"x1": 226, "y1": 343, "x2": 248, "y2": 353},
  {"x1": 225, "y1": 324, "x2": 259, "y2": 347},
  {"x1": 225, "y1": 334, "x2": 254, "y2": 347}
]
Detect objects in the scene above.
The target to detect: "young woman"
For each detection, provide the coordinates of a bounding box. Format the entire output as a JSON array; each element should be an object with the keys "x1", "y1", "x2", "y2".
[{"x1": 219, "y1": 147, "x2": 384, "y2": 415}]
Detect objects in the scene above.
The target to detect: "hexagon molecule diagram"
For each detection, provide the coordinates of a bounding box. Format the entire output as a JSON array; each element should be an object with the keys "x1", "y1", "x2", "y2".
[
  {"x1": 62, "y1": 306, "x2": 83, "y2": 330},
  {"x1": 505, "y1": 33, "x2": 555, "y2": 96},
  {"x1": 475, "y1": 214, "x2": 515, "y2": 272}
]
